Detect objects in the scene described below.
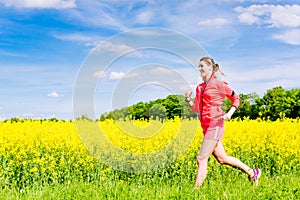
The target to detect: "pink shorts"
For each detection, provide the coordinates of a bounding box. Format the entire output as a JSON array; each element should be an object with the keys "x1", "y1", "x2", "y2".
[{"x1": 203, "y1": 124, "x2": 224, "y2": 140}]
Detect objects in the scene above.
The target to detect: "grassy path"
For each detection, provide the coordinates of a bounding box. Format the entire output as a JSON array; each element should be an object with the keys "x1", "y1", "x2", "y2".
[{"x1": 2, "y1": 172, "x2": 299, "y2": 199}]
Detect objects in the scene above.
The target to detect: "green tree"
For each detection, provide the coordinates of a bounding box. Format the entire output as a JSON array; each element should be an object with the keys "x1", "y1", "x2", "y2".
[
  {"x1": 178, "y1": 95, "x2": 197, "y2": 119},
  {"x1": 234, "y1": 93, "x2": 260, "y2": 119},
  {"x1": 98, "y1": 87, "x2": 300, "y2": 121},
  {"x1": 163, "y1": 95, "x2": 182, "y2": 119},
  {"x1": 99, "y1": 114, "x2": 106, "y2": 121},
  {"x1": 262, "y1": 86, "x2": 289, "y2": 120},
  {"x1": 129, "y1": 102, "x2": 149, "y2": 120},
  {"x1": 288, "y1": 88, "x2": 300, "y2": 118},
  {"x1": 149, "y1": 104, "x2": 166, "y2": 121}
]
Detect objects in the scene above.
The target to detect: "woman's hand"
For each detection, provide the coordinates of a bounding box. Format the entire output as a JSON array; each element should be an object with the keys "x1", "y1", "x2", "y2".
[
  {"x1": 222, "y1": 113, "x2": 232, "y2": 121},
  {"x1": 222, "y1": 107, "x2": 236, "y2": 121},
  {"x1": 184, "y1": 91, "x2": 194, "y2": 107},
  {"x1": 184, "y1": 91, "x2": 192, "y2": 99}
]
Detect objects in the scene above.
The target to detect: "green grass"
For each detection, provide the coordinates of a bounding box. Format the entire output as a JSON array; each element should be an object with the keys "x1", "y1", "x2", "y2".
[{"x1": 1, "y1": 170, "x2": 299, "y2": 200}]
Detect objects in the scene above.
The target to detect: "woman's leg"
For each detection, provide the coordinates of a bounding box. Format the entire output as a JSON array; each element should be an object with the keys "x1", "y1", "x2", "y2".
[
  {"x1": 213, "y1": 141, "x2": 254, "y2": 177},
  {"x1": 194, "y1": 139, "x2": 218, "y2": 189}
]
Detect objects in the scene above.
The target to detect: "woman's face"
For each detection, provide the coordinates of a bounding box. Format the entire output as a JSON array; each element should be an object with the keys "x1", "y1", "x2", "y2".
[{"x1": 198, "y1": 60, "x2": 213, "y2": 81}]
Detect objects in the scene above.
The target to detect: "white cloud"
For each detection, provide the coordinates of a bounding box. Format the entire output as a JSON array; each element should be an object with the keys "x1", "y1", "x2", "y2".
[
  {"x1": 48, "y1": 91, "x2": 62, "y2": 97},
  {"x1": 0, "y1": 0, "x2": 76, "y2": 9},
  {"x1": 129, "y1": 29, "x2": 166, "y2": 37},
  {"x1": 92, "y1": 41, "x2": 143, "y2": 57},
  {"x1": 64, "y1": 1, "x2": 127, "y2": 31},
  {"x1": 0, "y1": 105, "x2": 3, "y2": 110},
  {"x1": 236, "y1": 12, "x2": 260, "y2": 25},
  {"x1": 225, "y1": 62, "x2": 300, "y2": 96},
  {"x1": 273, "y1": 29, "x2": 300, "y2": 45},
  {"x1": 198, "y1": 18, "x2": 231, "y2": 28},
  {"x1": 52, "y1": 33, "x2": 103, "y2": 47},
  {"x1": 124, "y1": 72, "x2": 139, "y2": 79},
  {"x1": 102, "y1": 42, "x2": 134, "y2": 55},
  {"x1": 93, "y1": 70, "x2": 106, "y2": 78},
  {"x1": 109, "y1": 72, "x2": 125, "y2": 80},
  {"x1": 149, "y1": 66, "x2": 175, "y2": 75},
  {"x1": 93, "y1": 41, "x2": 133, "y2": 54},
  {"x1": 235, "y1": 4, "x2": 300, "y2": 28},
  {"x1": 136, "y1": 10, "x2": 154, "y2": 24},
  {"x1": 52, "y1": 33, "x2": 93, "y2": 42}
]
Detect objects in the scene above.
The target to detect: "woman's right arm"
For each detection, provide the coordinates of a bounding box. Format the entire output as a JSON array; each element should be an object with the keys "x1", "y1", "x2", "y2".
[
  {"x1": 185, "y1": 91, "x2": 194, "y2": 107},
  {"x1": 185, "y1": 91, "x2": 199, "y2": 113}
]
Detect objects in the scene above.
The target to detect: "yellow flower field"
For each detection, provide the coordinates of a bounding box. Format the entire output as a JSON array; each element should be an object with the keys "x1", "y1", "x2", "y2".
[{"x1": 0, "y1": 117, "x2": 299, "y2": 188}]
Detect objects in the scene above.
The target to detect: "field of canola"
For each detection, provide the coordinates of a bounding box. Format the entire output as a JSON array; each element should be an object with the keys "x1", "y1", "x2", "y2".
[{"x1": 0, "y1": 117, "x2": 300, "y2": 192}]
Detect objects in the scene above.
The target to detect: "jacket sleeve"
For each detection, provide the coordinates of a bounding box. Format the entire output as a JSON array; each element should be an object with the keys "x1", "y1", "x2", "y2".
[
  {"x1": 190, "y1": 94, "x2": 199, "y2": 113},
  {"x1": 189, "y1": 85, "x2": 200, "y2": 113},
  {"x1": 223, "y1": 82, "x2": 241, "y2": 109}
]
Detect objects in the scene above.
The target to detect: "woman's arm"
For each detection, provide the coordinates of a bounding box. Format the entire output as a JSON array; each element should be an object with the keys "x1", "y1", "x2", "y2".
[
  {"x1": 223, "y1": 106, "x2": 236, "y2": 121},
  {"x1": 223, "y1": 82, "x2": 241, "y2": 120},
  {"x1": 185, "y1": 91, "x2": 194, "y2": 107}
]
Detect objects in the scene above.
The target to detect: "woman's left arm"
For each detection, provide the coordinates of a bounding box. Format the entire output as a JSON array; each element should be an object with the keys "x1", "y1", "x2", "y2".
[
  {"x1": 223, "y1": 106, "x2": 236, "y2": 120},
  {"x1": 223, "y1": 82, "x2": 241, "y2": 120}
]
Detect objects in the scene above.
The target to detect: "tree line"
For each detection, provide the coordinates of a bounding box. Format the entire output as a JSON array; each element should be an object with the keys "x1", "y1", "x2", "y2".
[{"x1": 99, "y1": 86, "x2": 300, "y2": 121}]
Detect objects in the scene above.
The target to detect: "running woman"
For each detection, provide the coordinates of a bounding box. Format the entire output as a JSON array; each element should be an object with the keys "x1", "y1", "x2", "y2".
[{"x1": 185, "y1": 57, "x2": 261, "y2": 189}]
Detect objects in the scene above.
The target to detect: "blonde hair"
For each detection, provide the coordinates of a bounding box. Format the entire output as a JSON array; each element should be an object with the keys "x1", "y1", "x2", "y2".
[{"x1": 200, "y1": 57, "x2": 225, "y2": 76}]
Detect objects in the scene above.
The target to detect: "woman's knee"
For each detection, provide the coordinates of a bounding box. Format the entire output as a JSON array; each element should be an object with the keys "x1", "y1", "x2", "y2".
[{"x1": 196, "y1": 155, "x2": 208, "y2": 165}]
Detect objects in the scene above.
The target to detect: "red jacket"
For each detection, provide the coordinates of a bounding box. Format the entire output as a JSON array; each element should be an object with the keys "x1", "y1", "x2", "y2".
[{"x1": 190, "y1": 74, "x2": 241, "y2": 128}]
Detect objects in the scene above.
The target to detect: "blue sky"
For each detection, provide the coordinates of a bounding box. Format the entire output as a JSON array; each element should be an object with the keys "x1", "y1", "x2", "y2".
[{"x1": 0, "y1": 0, "x2": 300, "y2": 120}]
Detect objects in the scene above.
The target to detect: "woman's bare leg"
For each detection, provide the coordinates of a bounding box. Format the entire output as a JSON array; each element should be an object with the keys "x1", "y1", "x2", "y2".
[
  {"x1": 213, "y1": 141, "x2": 254, "y2": 177},
  {"x1": 194, "y1": 139, "x2": 218, "y2": 189}
]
